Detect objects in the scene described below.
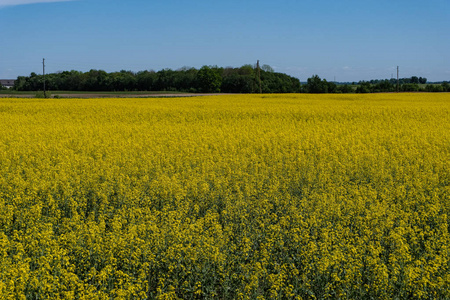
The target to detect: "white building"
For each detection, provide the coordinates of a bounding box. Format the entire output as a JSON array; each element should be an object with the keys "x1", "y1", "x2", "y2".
[{"x1": 0, "y1": 79, "x2": 15, "y2": 88}]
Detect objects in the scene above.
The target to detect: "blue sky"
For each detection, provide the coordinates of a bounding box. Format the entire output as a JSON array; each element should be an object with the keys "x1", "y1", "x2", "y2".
[{"x1": 1, "y1": 0, "x2": 449, "y2": 82}]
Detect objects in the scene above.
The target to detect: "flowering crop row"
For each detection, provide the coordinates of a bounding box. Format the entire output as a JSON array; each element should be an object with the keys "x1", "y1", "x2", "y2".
[{"x1": 0, "y1": 93, "x2": 449, "y2": 299}]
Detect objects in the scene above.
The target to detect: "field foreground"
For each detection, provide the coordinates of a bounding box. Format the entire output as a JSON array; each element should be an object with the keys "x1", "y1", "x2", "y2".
[{"x1": 0, "y1": 94, "x2": 449, "y2": 299}]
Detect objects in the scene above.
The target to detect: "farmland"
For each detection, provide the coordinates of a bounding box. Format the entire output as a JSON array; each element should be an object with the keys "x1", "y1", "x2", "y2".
[{"x1": 0, "y1": 93, "x2": 449, "y2": 299}]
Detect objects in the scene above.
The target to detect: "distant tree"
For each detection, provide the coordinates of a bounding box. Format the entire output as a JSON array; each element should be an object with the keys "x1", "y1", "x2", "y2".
[
  {"x1": 419, "y1": 77, "x2": 427, "y2": 84},
  {"x1": 109, "y1": 70, "x2": 136, "y2": 91},
  {"x1": 356, "y1": 81, "x2": 371, "y2": 93},
  {"x1": 400, "y1": 78, "x2": 410, "y2": 84},
  {"x1": 401, "y1": 83, "x2": 420, "y2": 92},
  {"x1": 261, "y1": 64, "x2": 274, "y2": 73},
  {"x1": 326, "y1": 81, "x2": 337, "y2": 93},
  {"x1": 375, "y1": 80, "x2": 394, "y2": 92},
  {"x1": 434, "y1": 85, "x2": 444, "y2": 92},
  {"x1": 442, "y1": 82, "x2": 450, "y2": 92},
  {"x1": 196, "y1": 66, "x2": 222, "y2": 93},
  {"x1": 84, "y1": 69, "x2": 110, "y2": 91},
  {"x1": 176, "y1": 67, "x2": 198, "y2": 92},
  {"x1": 154, "y1": 69, "x2": 182, "y2": 91},
  {"x1": 425, "y1": 84, "x2": 443, "y2": 92},
  {"x1": 305, "y1": 75, "x2": 328, "y2": 93},
  {"x1": 337, "y1": 84, "x2": 353, "y2": 93},
  {"x1": 13, "y1": 76, "x2": 25, "y2": 90},
  {"x1": 410, "y1": 76, "x2": 419, "y2": 84},
  {"x1": 238, "y1": 65, "x2": 254, "y2": 76},
  {"x1": 67, "y1": 70, "x2": 85, "y2": 91},
  {"x1": 136, "y1": 70, "x2": 157, "y2": 91},
  {"x1": 222, "y1": 73, "x2": 254, "y2": 93}
]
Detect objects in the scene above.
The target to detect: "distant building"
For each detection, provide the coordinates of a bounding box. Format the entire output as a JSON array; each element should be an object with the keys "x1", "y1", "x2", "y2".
[{"x1": 0, "y1": 79, "x2": 15, "y2": 88}]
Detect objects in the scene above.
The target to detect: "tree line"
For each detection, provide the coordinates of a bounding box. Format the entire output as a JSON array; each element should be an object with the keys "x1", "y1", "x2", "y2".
[
  {"x1": 304, "y1": 75, "x2": 450, "y2": 93},
  {"x1": 360, "y1": 76, "x2": 427, "y2": 85},
  {"x1": 12, "y1": 65, "x2": 301, "y2": 93},
  {"x1": 9, "y1": 65, "x2": 450, "y2": 94}
]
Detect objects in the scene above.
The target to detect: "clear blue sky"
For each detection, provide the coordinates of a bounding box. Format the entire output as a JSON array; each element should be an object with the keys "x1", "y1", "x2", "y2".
[{"x1": 1, "y1": 0, "x2": 449, "y2": 82}]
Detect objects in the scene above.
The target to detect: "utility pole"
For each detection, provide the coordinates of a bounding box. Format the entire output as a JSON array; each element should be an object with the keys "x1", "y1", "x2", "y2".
[
  {"x1": 43, "y1": 58, "x2": 46, "y2": 97},
  {"x1": 257, "y1": 60, "x2": 262, "y2": 94},
  {"x1": 397, "y1": 66, "x2": 399, "y2": 93}
]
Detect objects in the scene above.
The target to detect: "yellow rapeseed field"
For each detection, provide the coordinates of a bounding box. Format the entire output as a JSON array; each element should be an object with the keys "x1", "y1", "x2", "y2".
[{"x1": 0, "y1": 93, "x2": 449, "y2": 299}]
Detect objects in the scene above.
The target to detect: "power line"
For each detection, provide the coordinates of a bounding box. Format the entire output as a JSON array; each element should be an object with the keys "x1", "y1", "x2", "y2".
[
  {"x1": 43, "y1": 58, "x2": 46, "y2": 97},
  {"x1": 257, "y1": 60, "x2": 262, "y2": 94}
]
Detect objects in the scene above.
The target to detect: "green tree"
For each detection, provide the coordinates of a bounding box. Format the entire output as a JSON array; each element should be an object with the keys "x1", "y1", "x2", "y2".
[
  {"x1": 175, "y1": 67, "x2": 198, "y2": 92},
  {"x1": 222, "y1": 73, "x2": 254, "y2": 93},
  {"x1": 196, "y1": 66, "x2": 222, "y2": 93},
  {"x1": 155, "y1": 69, "x2": 177, "y2": 91},
  {"x1": 425, "y1": 84, "x2": 443, "y2": 92},
  {"x1": 305, "y1": 75, "x2": 328, "y2": 93},
  {"x1": 326, "y1": 81, "x2": 337, "y2": 93},
  {"x1": 136, "y1": 70, "x2": 157, "y2": 91},
  {"x1": 356, "y1": 81, "x2": 371, "y2": 93},
  {"x1": 402, "y1": 83, "x2": 420, "y2": 92},
  {"x1": 261, "y1": 64, "x2": 274, "y2": 73},
  {"x1": 337, "y1": 84, "x2": 353, "y2": 93}
]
